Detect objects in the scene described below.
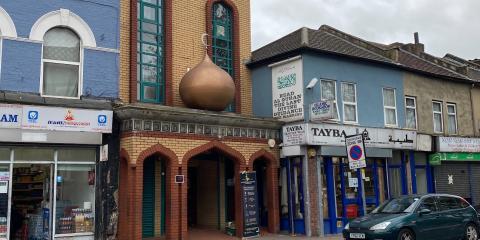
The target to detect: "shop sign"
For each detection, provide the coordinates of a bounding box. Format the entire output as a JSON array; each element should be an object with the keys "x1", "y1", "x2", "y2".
[
  {"x1": 429, "y1": 152, "x2": 480, "y2": 165},
  {"x1": 21, "y1": 105, "x2": 113, "y2": 133},
  {"x1": 240, "y1": 172, "x2": 260, "y2": 238},
  {"x1": 308, "y1": 123, "x2": 416, "y2": 149},
  {"x1": 346, "y1": 134, "x2": 366, "y2": 169},
  {"x1": 0, "y1": 104, "x2": 22, "y2": 128},
  {"x1": 271, "y1": 57, "x2": 304, "y2": 122},
  {"x1": 310, "y1": 100, "x2": 335, "y2": 121},
  {"x1": 282, "y1": 124, "x2": 307, "y2": 146},
  {"x1": 437, "y1": 137, "x2": 480, "y2": 152}
]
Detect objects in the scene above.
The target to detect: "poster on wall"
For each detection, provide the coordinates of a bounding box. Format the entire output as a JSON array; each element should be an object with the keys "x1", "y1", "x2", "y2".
[
  {"x1": 240, "y1": 172, "x2": 260, "y2": 238},
  {"x1": 271, "y1": 57, "x2": 304, "y2": 122}
]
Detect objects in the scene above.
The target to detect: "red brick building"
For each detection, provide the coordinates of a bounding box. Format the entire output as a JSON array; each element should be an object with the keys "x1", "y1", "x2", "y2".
[{"x1": 116, "y1": 0, "x2": 281, "y2": 239}]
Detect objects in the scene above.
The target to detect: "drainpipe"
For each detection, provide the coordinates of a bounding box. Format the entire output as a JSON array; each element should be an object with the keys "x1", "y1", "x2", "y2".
[{"x1": 470, "y1": 83, "x2": 478, "y2": 136}]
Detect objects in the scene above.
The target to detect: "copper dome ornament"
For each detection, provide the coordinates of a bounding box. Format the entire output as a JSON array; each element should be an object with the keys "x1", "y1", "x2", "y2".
[{"x1": 179, "y1": 35, "x2": 235, "y2": 111}]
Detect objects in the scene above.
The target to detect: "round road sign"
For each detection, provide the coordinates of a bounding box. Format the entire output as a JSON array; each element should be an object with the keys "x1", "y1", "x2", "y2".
[{"x1": 349, "y1": 145, "x2": 363, "y2": 161}]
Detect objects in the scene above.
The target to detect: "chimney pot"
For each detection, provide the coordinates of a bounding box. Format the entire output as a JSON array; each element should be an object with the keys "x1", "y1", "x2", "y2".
[{"x1": 414, "y1": 32, "x2": 419, "y2": 44}]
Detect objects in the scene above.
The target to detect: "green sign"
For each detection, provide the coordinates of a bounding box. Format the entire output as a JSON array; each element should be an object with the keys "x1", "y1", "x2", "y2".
[{"x1": 429, "y1": 152, "x2": 480, "y2": 165}]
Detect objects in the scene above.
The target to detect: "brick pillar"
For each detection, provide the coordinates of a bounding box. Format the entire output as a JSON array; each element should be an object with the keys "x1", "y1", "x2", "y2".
[
  {"x1": 308, "y1": 156, "x2": 320, "y2": 236},
  {"x1": 266, "y1": 164, "x2": 280, "y2": 233}
]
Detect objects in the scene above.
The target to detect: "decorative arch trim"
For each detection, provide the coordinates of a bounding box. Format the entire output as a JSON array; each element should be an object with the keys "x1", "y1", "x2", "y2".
[
  {"x1": 0, "y1": 6, "x2": 17, "y2": 37},
  {"x1": 249, "y1": 149, "x2": 278, "y2": 168},
  {"x1": 136, "y1": 143, "x2": 178, "y2": 166},
  {"x1": 182, "y1": 140, "x2": 245, "y2": 164},
  {"x1": 206, "y1": 0, "x2": 241, "y2": 113},
  {"x1": 29, "y1": 8, "x2": 96, "y2": 47}
]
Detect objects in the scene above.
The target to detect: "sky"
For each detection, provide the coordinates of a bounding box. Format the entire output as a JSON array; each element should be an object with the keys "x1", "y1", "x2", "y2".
[{"x1": 251, "y1": 0, "x2": 480, "y2": 60}]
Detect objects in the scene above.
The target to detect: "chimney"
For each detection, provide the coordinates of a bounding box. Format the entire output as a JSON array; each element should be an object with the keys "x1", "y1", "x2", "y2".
[
  {"x1": 414, "y1": 32, "x2": 419, "y2": 44},
  {"x1": 401, "y1": 32, "x2": 424, "y2": 55}
]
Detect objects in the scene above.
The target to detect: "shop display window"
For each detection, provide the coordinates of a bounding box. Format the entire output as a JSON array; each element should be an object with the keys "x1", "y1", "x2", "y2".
[
  {"x1": 58, "y1": 149, "x2": 96, "y2": 162},
  {"x1": 0, "y1": 149, "x2": 9, "y2": 161},
  {"x1": 14, "y1": 148, "x2": 54, "y2": 162},
  {"x1": 55, "y1": 165, "x2": 95, "y2": 235}
]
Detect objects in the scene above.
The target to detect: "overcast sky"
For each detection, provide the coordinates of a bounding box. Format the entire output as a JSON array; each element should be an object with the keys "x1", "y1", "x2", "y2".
[{"x1": 251, "y1": 0, "x2": 480, "y2": 60}]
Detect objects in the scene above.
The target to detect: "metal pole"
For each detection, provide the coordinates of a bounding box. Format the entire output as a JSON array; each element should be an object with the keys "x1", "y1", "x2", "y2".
[{"x1": 360, "y1": 168, "x2": 367, "y2": 216}]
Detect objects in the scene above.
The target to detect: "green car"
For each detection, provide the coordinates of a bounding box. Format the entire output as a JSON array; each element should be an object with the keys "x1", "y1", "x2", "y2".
[{"x1": 343, "y1": 194, "x2": 480, "y2": 240}]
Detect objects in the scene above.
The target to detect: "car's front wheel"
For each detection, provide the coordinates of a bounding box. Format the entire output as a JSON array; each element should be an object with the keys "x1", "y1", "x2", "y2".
[
  {"x1": 465, "y1": 224, "x2": 478, "y2": 240},
  {"x1": 397, "y1": 228, "x2": 415, "y2": 240}
]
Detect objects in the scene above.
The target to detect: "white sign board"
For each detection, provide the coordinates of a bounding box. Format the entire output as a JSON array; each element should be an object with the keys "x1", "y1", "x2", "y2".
[
  {"x1": 310, "y1": 100, "x2": 335, "y2": 121},
  {"x1": 346, "y1": 135, "x2": 366, "y2": 169},
  {"x1": 282, "y1": 124, "x2": 307, "y2": 146},
  {"x1": 21, "y1": 105, "x2": 113, "y2": 133},
  {"x1": 348, "y1": 177, "x2": 358, "y2": 188},
  {"x1": 0, "y1": 104, "x2": 22, "y2": 128},
  {"x1": 100, "y1": 144, "x2": 109, "y2": 162},
  {"x1": 437, "y1": 137, "x2": 480, "y2": 152},
  {"x1": 271, "y1": 58, "x2": 304, "y2": 122}
]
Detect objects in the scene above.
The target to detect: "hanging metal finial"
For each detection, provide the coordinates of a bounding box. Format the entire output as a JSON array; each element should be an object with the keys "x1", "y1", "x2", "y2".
[{"x1": 201, "y1": 33, "x2": 210, "y2": 49}]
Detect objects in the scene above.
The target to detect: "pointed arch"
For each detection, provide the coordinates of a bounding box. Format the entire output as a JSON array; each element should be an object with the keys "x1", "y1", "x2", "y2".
[
  {"x1": 182, "y1": 140, "x2": 245, "y2": 164},
  {"x1": 249, "y1": 149, "x2": 278, "y2": 168},
  {"x1": 0, "y1": 6, "x2": 17, "y2": 37},
  {"x1": 29, "y1": 8, "x2": 96, "y2": 47}
]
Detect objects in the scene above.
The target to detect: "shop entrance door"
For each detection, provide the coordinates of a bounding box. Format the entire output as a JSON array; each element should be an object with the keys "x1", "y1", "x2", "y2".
[{"x1": 279, "y1": 157, "x2": 305, "y2": 235}]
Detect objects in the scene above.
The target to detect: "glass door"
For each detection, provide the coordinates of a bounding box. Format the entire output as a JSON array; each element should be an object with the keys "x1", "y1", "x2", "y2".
[
  {"x1": 278, "y1": 157, "x2": 305, "y2": 235},
  {"x1": 0, "y1": 165, "x2": 10, "y2": 240}
]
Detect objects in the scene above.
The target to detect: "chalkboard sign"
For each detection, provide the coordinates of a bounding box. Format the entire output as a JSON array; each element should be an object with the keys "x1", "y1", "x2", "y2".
[{"x1": 240, "y1": 172, "x2": 260, "y2": 238}]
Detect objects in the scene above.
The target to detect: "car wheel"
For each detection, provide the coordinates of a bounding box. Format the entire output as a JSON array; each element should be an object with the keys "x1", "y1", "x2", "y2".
[
  {"x1": 397, "y1": 229, "x2": 415, "y2": 240},
  {"x1": 465, "y1": 224, "x2": 478, "y2": 240}
]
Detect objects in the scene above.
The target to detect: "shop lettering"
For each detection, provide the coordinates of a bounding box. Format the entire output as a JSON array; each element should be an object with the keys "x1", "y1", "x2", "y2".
[
  {"x1": 0, "y1": 114, "x2": 18, "y2": 123},
  {"x1": 311, "y1": 128, "x2": 347, "y2": 138},
  {"x1": 285, "y1": 125, "x2": 303, "y2": 132}
]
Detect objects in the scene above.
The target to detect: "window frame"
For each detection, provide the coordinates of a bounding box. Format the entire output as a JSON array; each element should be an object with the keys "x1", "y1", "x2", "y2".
[
  {"x1": 382, "y1": 88, "x2": 398, "y2": 127},
  {"x1": 40, "y1": 27, "x2": 83, "y2": 99},
  {"x1": 446, "y1": 103, "x2": 458, "y2": 135},
  {"x1": 341, "y1": 82, "x2": 358, "y2": 124},
  {"x1": 405, "y1": 96, "x2": 417, "y2": 129},
  {"x1": 432, "y1": 101, "x2": 444, "y2": 133},
  {"x1": 320, "y1": 79, "x2": 340, "y2": 121}
]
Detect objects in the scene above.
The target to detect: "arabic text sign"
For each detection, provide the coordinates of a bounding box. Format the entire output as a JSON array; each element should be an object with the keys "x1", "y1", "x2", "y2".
[
  {"x1": 310, "y1": 100, "x2": 335, "y2": 121},
  {"x1": 21, "y1": 105, "x2": 113, "y2": 133},
  {"x1": 437, "y1": 137, "x2": 480, "y2": 152},
  {"x1": 271, "y1": 58, "x2": 304, "y2": 122},
  {"x1": 346, "y1": 135, "x2": 366, "y2": 169}
]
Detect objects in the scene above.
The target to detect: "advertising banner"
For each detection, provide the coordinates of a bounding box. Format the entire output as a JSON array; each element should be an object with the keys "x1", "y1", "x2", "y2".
[
  {"x1": 271, "y1": 57, "x2": 304, "y2": 122},
  {"x1": 240, "y1": 172, "x2": 260, "y2": 238},
  {"x1": 21, "y1": 105, "x2": 113, "y2": 133},
  {"x1": 345, "y1": 134, "x2": 366, "y2": 169},
  {"x1": 0, "y1": 104, "x2": 22, "y2": 128},
  {"x1": 437, "y1": 137, "x2": 480, "y2": 153},
  {"x1": 310, "y1": 100, "x2": 335, "y2": 121},
  {"x1": 282, "y1": 124, "x2": 307, "y2": 146}
]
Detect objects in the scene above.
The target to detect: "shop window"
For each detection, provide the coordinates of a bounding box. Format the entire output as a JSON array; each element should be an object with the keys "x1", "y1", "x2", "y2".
[
  {"x1": 432, "y1": 101, "x2": 443, "y2": 133},
  {"x1": 137, "y1": 0, "x2": 165, "y2": 103},
  {"x1": 341, "y1": 83, "x2": 357, "y2": 123},
  {"x1": 405, "y1": 97, "x2": 417, "y2": 129},
  {"x1": 0, "y1": 148, "x2": 9, "y2": 161},
  {"x1": 58, "y1": 148, "x2": 96, "y2": 162},
  {"x1": 321, "y1": 80, "x2": 339, "y2": 120},
  {"x1": 382, "y1": 88, "x2": 397, "y2": 126},
  {"x1": 212, "y1": 3, "x2": 235, "y2": 112},
  {"x1": 447, "y1": 103, "x2": 457, "y2": 134},
  {"x1": 415, "y1": 168, "x2": 428, "y2": 194},
  {"x1": 14, "y1": 147, "x2": 54, "y2": 162},
  {"x1": 42, "y1": 27, "x2": 81, "y2": 98},
  {"x1": 55, "y1": 164, "x2": 95, "y2": 235}
]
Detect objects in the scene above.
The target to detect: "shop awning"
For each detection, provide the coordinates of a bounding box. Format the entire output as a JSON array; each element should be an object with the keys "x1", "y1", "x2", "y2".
[{"x1": 429, "y1": 152, "x2": 480, "y2": 165}]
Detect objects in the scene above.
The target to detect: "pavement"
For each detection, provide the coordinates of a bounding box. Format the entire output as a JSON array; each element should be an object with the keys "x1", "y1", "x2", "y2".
[{"x1": 187, "y1": 228, "x2": 343, "y2": 240}]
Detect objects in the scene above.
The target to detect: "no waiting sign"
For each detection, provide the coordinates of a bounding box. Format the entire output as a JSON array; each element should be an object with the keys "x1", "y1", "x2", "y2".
[{"x1": 346, "y1": 134, "x2": 366, "y2": 170}]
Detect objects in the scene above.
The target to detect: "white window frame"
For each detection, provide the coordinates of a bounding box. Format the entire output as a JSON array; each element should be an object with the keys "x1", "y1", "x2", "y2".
[
  {"x1": 341, "y1": 82, "x2": 358, "y2": 124},
  {"x1": 320, "y1": 79, "x2": 340, "y2": 121},
  {"x1": 446, "y1": 103, "x2": 458, "y2": 135},
  {"x1": 382, "y1": 88, "x2": 398, "y2": 127},
  {"x1": 405, "y1": 96, "x2": 417, "y2": 129},
  {"x1": 432, "y1": 101, "x2": 444, "y2": 133},
  {"x1": 39, "y1": 28, "x2": 83, "y2": 99}
]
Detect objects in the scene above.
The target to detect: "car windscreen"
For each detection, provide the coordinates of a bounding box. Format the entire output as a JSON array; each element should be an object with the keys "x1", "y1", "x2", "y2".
[{"x1": 372, "y1": 196, "x2": 420, "y2": 214}]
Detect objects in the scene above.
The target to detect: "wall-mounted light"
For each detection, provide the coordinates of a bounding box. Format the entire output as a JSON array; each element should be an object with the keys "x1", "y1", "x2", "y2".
[{"x1": 306, "y1": 77, "x2": 318, "y2": 89}]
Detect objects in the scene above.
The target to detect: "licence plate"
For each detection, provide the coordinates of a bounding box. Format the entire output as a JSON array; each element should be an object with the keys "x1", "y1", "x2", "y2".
[{"x1": 349, "y1": 233, "x2": 366, "y2": 239}]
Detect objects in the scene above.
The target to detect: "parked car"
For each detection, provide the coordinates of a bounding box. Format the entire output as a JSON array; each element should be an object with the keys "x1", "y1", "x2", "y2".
[{"x1": 343, "y1": 194, "x2": 479, "y2": 240}]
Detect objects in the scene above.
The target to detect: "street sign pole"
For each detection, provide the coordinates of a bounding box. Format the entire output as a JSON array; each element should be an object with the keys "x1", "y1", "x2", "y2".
[
  {"x1": 360, "y1": 168, "x2": 367, "y2": 216},
  {"x1": 345, "y1": 134, "x2": 368, "y2": 216}
]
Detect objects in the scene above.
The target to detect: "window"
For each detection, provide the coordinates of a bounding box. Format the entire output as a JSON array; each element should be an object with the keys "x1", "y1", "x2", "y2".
[
  {"x1": 436, "y1": 196, "x2": 461, "y2": 211},
  {"x1": 42, "y1": 27, "x2": 81, "y2": 98},
  {"x1": 137, "y1": 0, "x2": 164, "y2": 103},
  {"x1": 212, "y1": 3, "x2": 234, "y2": 112},
  {"x1": 321, "y1": 80, "x2": 339, "y2": 120},
  {"x1": 447, "y1": 103, "x2": 457, "y2": 134},
  {"x1": 405, "y1": 97, "x2": 417, "y2": 129},
  {"x1": 432, "y1": 101, "x2": 443, "y2": 133},
  {"x1": 383, "y1": 88, "x2": 397, "y2": 126},
  {"x1": 341, "y1": 83, "x2": 357, "y2": 123},
  {"x1": 418, "y1": 197, "x2": 437, "y2": 212}
]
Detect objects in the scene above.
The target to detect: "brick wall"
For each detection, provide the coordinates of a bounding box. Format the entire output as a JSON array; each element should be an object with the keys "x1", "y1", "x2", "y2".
[
  {"x1": 308, "y1": 156, "x2": 320, "y2": 236},
  {"x1": 118, "y1": 0, "x2": 131, "y2": 102}
]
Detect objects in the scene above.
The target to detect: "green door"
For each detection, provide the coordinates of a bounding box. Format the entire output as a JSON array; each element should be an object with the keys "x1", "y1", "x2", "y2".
[
  {"x1": 143, "y1": 160, "x2": 155, "y2": 237},
  {"x1": 415, "y1": 197, "x2": 446, "y2": 240}
]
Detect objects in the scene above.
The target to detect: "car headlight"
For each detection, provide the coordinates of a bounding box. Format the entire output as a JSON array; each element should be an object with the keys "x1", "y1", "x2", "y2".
[
  {"x1": 369, "y1": 221, "x2": 391, "y2": 230},
  {"x1": 344, "y1": 223, "x2": 349, "y2": 230}
]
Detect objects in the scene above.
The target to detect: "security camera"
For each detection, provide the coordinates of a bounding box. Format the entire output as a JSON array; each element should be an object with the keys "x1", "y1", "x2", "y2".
[{"x1": 306, "y1": 78, "x2": 318, "y2": 89}]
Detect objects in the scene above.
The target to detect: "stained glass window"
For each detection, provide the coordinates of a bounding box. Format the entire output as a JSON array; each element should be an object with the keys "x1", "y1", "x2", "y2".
[
  {"x1": 137, "y1": 0, "x2": 164, "y2": 103},
  {"x1": 212, "y1": 3, "x2": 234, "y2": 112}
]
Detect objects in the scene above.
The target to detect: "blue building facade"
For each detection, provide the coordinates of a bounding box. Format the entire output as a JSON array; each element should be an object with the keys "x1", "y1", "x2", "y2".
[
  {"x1": 248, "y1": 27, "x2": 433, "y2": 236},
  {"x1": 0, "y1": 1, "x2": 119, "y2": 239}
]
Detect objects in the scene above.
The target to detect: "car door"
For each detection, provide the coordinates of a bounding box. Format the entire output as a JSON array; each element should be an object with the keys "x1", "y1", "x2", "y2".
[
  {"x1": 435, "y1": 196, "x2": 463, "y2": 239},
  {"x1": 415, "y1": 197, "x2": 445, "y2": 240}
]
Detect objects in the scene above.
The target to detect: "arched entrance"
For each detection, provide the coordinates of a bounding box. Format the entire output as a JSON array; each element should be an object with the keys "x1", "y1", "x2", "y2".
[
  {"x1": 183, "y1": 141, "x2": 245, "y2": 239},
  {"x1": 142, "y1": 155, "x2": 167, "y2": 238},
  {"x1": 250, "y1": 150, "x2": 280, "y2": 234}
]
